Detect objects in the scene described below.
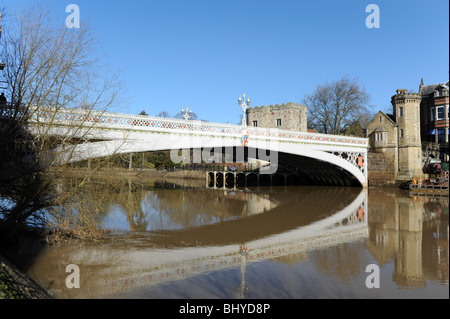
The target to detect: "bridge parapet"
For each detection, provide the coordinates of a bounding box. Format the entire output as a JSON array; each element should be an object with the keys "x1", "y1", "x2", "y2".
[{"x1": 23, "y1": 106, "x2": 367, "y2": 149}]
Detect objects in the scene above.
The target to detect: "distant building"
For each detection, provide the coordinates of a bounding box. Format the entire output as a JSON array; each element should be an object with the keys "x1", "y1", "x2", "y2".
[
  {"x1": 418, "y1": 79, "x2": 449, "y2": 160},
  {"x1": 246, "y1": 102, "x2": 307, "y2": 132}
]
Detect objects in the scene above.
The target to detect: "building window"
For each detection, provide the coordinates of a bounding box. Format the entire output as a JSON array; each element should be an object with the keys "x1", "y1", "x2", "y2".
[
  {"x1": 375, "y1": 132, "x2": 385, "y2": 142},
  {"x1": 276, "y1": 119, "x2": 281, "y2": 126},
  {"x1": 430, "y1": 107, "x2": 435, "y2": 121},
  {"x1": 399, "y1": 107, "x2": 404, "y2": 117},
  {"x1": 253, "y1": 120, "x2": 257, "y2": 127},
  {"x1": 436, "y1": 106, "x2": 445, "y2": 120},
  {"x1": 437, "y1": 129, "x2": 446, "y2": 143},
  {"x1": 400, "y1": 129, "x2": 404, "y2": 138}
]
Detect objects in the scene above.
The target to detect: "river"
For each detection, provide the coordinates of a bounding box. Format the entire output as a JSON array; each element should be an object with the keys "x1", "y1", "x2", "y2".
[{"x1": 23, "y1": 174, "x2": 449, "y2": 299}]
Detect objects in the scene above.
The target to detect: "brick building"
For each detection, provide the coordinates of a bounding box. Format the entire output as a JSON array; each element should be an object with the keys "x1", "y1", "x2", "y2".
[
  {"x1": 418, "y1": 79, "x2": 449, "y2": 161},
  {"x1": 246, "y1": 102, "x2": 307, "y2": 132}
]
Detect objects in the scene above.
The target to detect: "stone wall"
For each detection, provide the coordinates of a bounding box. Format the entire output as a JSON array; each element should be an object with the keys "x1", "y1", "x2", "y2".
[
  {"x1": 391, "y1": 91, "x2": 423, "y2": 179},
  {"x1": 392, "y1": 90, "x2": 422, "y2": 149},
  {"x1": 366, "y1": 112, "x2": 398, "y2": 149},
  {"x1": 367, "y1": 150, "x2": 398, "y2": 187},
  {"x1": 397, "y1": 146, "x2": 423, "y2": 181},
  {"x1": 246, "y1": 103, "x2": 307, "y2": 132},
  {"x1": 366, "y1": 111, "x2": 398, "y2": 187}
]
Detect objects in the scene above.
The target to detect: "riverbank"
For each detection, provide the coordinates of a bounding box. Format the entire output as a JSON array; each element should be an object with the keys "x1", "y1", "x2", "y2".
[
  {"x1": 0, "y1": 254, "x2": 52, "y2": 299},
  {"x1": 0, "y1": 168, "x2": 206, "y2": 299},
  {"x1": 62, "y1": 167, "x2": 206, "y2": 181},
  {"x1": 62, "y1": 167, "x2": 207, "y2": 188}
]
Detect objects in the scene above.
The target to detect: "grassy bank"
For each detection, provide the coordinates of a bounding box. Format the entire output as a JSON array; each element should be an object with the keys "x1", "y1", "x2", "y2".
[{"x1": 0, "y1": 254, "x2": 52, "y2": 299}]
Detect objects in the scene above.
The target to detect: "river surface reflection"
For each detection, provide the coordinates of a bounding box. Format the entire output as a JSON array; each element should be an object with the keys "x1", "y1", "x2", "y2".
[{"x1": 26, "y1": 176, "x2": 449, "y2": 299}]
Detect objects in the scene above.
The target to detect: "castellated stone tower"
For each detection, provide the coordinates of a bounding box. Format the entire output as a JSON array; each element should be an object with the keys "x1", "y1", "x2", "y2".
[
  {"x1": 246, "y1": 102, "x2": 307, "y2": 132},
  {"x1": 391, "y1": 89, "x2": 422, "y2": 179}
]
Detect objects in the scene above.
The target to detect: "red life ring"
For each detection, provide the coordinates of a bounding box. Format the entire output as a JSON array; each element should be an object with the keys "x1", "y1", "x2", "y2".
[{"x1": 358, "y1": 208, "x2": 364, "y2": 221}]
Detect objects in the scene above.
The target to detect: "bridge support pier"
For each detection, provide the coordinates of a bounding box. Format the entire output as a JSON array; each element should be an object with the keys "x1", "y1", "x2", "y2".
[
  {"x1": 206, "y1": 169, "x2": 366, "y2": 188},
  {"x1": 207, "y1": 170, "x2": 292, "y2": 188},
  {"x1": 223, "y1": 172, "x2": 226, "y2": 190}
]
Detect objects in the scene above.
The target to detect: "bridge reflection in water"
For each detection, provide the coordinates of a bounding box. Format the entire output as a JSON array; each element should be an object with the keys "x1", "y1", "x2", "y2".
[{"x1": 26, "y1": 181, "x2": 448, "y2": 299}]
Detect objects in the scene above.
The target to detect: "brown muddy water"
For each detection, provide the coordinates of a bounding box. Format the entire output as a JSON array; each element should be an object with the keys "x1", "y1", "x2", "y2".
[{"x1": 23, "y1": 177, "x2": 449, "y2": 299}]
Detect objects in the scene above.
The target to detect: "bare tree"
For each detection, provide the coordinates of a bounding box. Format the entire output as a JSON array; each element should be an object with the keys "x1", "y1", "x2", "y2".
[
  {"x1": 156, "y1": 111, "x2": 170, "y2": 118},
  {"x1": 0, "y1": 4, "x2": 122, "y2": 237},
  {"x1": 303, "y1": 76, "x2": 370, "y2": 135}
]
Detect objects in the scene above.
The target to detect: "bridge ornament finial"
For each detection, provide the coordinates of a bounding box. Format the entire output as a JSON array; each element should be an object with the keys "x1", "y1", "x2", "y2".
[{"x1": 181, "y1": 106, "x2": 192, "y2": 121}]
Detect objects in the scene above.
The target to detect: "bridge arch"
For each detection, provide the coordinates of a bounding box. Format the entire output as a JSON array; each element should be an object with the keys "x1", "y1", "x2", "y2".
[{"x1": 67, "y1": 140, "x2": 366, "y2": 187}]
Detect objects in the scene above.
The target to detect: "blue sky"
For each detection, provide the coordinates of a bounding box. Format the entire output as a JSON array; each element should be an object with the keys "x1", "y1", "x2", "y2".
[{"x1": 2, "y1": 0, "x2": 449, "y2": 124}]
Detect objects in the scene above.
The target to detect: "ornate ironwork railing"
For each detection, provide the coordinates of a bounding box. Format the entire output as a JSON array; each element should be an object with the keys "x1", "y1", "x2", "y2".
[{"x1": 1, "y1": 104, "x2": 368, "y2": 148}]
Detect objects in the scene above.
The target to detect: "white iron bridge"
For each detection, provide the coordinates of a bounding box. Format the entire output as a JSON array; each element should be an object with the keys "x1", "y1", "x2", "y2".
[{"x1": 7, "y1": 106, "x2": 369, "y2": 187}]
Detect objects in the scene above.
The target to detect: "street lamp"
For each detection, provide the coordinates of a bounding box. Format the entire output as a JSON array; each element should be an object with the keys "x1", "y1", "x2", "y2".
[
  {"x1": 238, "y1": 94, "x2": 250, "y2": 127},
  {"x1": 181, "y1": 106, "x2": 192, "y2": 120},
  {"x1": 0, "y1": 64, "x2": 6, "y2": 90}
]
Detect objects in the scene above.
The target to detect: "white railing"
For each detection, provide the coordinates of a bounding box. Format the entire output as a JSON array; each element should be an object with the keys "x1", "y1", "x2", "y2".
[{"x1": 1, "y1": 104, "x2": 368, "y2": 147}]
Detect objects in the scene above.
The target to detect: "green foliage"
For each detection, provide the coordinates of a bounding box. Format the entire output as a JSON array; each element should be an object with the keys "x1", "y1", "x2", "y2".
[
  {"x1": 0, "y1": 265, "x2": 24, "y2": 299},
  {"x1": 146, "y1": 151, "x2": 182, "y2": 169},
  {"x1": 342, "y1": 120, "x2": 366, "y2": 137},
  {"x1": 70, "y1": 151, "x2": 183, "y2": 170}
]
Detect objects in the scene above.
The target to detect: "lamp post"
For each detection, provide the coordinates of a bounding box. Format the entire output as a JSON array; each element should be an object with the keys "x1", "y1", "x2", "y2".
[
  {"x1": 0, "y1": 12, "x2": 9, "y2": 95},
  {"x1": 0, "y1": 12, "x2": 3, "y2": 71},
  {"x1": 238, "y1": 94, "x2": 250, "y2": 127},
  {"x1": 181, "y1": 106, "x2": 192, "y2": 121},
  {"x1": 0, "y1": 12, "x2": 6, "y2": 88}
]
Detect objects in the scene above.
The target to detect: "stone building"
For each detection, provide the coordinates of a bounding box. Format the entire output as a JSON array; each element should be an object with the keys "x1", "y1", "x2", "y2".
[
  {"x1": 246, "y1": 102, "x2": 307, "y2": 132},
  {"x1": 366, "y1": 89, "x2": 423, "y2": 186},
  {"x1": 418, "y1": 79, "x2": 449, "y2": 161}
]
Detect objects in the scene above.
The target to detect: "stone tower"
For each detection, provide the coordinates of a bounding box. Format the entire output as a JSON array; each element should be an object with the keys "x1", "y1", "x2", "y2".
[
  {"x1": 246, "y1": 103, "x2": 307, "y2": 132},
  {"x1": 391, "y1": 89, "x2": 422, "y2": 179}
]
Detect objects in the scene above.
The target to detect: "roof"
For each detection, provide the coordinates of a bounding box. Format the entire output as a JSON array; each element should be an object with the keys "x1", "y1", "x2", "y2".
[
  {"x1": 367, "y1": 111, "x2": 398, "y2": 132},
  {"x1": 386, "y1": 113, "x2": 396, "y2": 124},
  {"x1": 376, "y1": 111, "x2": 397, "y2": 126},
  {"x1": 420, "y1": 80, "x2": 449, "y2": 96},
  {"x1": 373, "y1": 126, "x2": 387, "y2": 132}
]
